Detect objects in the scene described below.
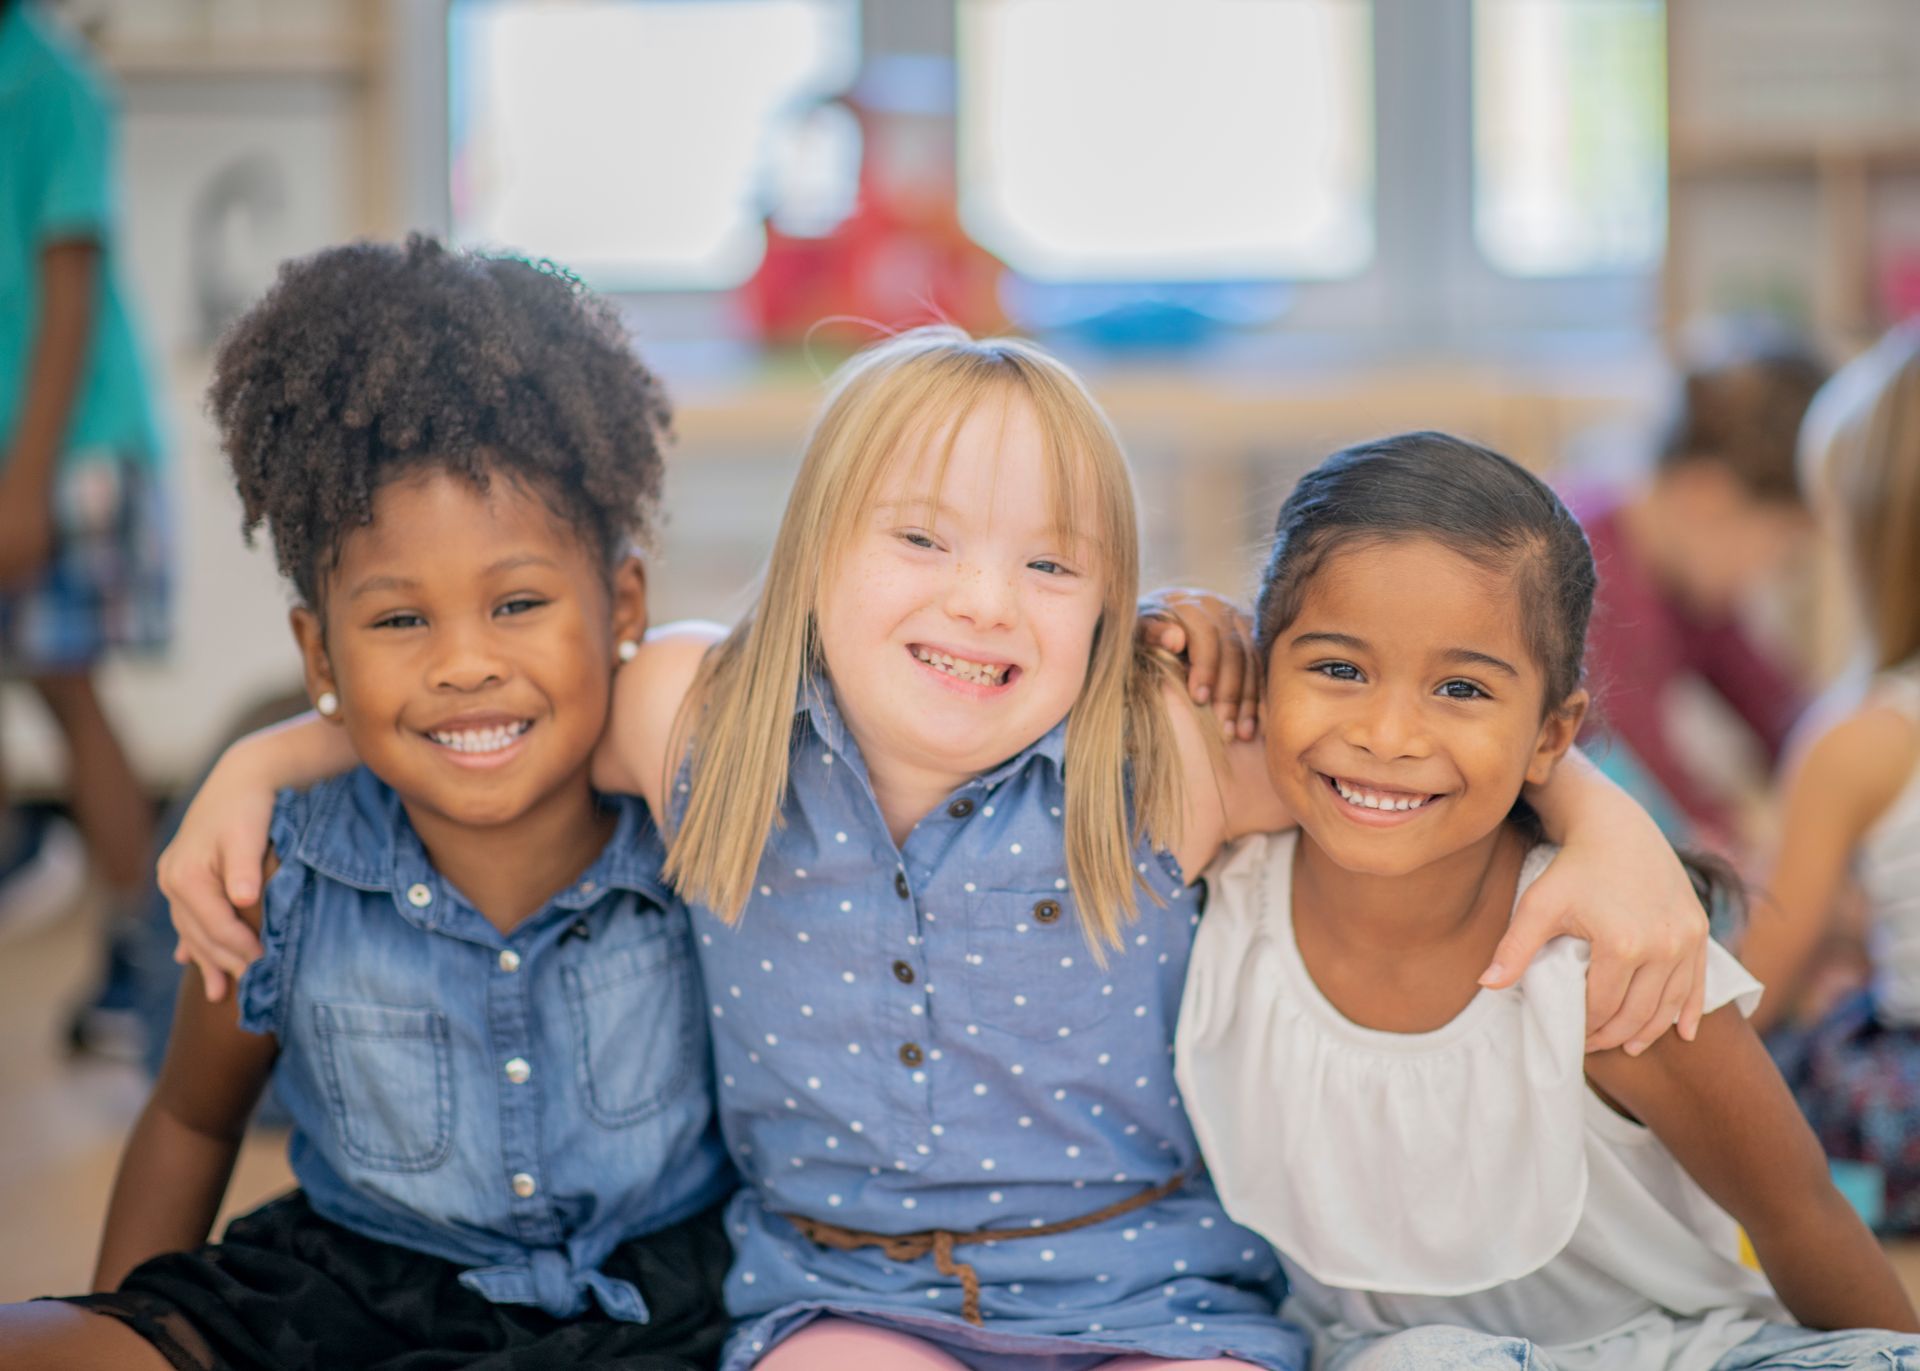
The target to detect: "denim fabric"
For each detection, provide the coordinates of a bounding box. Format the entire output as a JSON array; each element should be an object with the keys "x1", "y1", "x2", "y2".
[
  {"x1": 1710, "y1": 1324, "x2": 1920, "y2": 1370},
  {"x1": 1321, "y1": 1323, "x2": 1920, "y2": 1371},
  {"x1": 685, "y1": 676, "x2": 1307, "y2": 1371},
  {"x1": 1322, "y1": 1325, "x2": 1538, "y2": 1371},
  {"x1": 237, "y1": 768, "x2": 734, "y2": 1321}
]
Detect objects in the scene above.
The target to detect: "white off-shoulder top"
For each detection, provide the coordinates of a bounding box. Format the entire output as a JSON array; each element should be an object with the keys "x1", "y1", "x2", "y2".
[{"x1": 1175, "y1": 831, "x2": 1790, "y2": 1371}]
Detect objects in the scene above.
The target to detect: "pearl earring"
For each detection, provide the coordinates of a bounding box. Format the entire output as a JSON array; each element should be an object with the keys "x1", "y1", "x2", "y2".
[
  {"x1": 617, "y1": 640, "x2": 639, "y2": 663},
  {"x1": 316, "y1": 691, "x2": 339, "y2": 718}
]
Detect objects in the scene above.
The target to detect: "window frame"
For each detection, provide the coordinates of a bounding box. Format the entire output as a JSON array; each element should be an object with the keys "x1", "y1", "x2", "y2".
[{"x1": 404, "y1": 0, "x2": 1663, "y2": 348}]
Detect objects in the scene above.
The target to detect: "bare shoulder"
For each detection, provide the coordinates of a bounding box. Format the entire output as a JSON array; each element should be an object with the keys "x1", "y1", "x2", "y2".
[
  {"x1": 606, "y1": 621, "x2": 726, "y2": 815},
  {"x1": 1790, "y1": 701, "x2": 1920, "y2": 832}
]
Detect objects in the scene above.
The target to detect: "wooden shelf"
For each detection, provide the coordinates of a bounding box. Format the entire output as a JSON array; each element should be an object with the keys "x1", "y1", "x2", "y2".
[
  {"x1": 1663, "y1": 2, "x2": 1920, "y2": 353},
  {"x1": 1671, "y1": 134, "x2": 1920, "y2": 174},
  {"x1": 99, "y1": 38, "x2": 372, "y2": 81}
]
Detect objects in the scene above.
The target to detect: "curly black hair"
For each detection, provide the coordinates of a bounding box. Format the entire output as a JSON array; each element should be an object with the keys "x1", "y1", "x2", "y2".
[{"x1": 209, "y1": 234, "x2": 670, "y2": 608}]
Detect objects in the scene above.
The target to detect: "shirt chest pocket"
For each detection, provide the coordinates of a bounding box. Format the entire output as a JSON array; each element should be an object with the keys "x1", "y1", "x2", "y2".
[
  {"x1": 963, "y1": 887, "x2": 1120, "y2": 1039},
  {"x1": 312, "y1": 1001, "x2": 454, "y2": 1173},
  {"x1": 561, "y1": 932, "x2": 700, "y2": 1129}
]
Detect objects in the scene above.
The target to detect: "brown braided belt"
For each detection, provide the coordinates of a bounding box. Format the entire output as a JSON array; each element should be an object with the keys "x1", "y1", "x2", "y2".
[{"x1": 780, "y1": 1168, "x2": 1193, "y2": 1326}]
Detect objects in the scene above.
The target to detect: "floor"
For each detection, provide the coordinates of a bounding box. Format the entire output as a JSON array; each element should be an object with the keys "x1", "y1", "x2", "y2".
[
  {"x1": 0, "y1": 895, "x2": 290, "y2": 1300},
  {"x1": 6, "y1": 893, "x2": 1920, "y2": 1312}
]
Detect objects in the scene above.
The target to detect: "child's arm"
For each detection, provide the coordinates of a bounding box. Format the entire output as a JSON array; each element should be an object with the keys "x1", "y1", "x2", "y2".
[
  {"x1": 164, "y1": 621, "x2": 725, "y2": 997},
  {"x1": 1586, "y1": 1002, "x2": 1919, "y2": 1333},
  {"x1": 157, "y1": 714, "x2": 355, "y2": 999},
  {"x1": 1172, "y1": 730, "x2": 1710, "y2": 1053},
  {"x1": 1741, "y1": 705, "x2": 1918, "y2": 1033},
  {"x1": 94, "y1": 891, "x2": 279, "y2": 1290},
  {"x1": 0, "y1": 241, "x2": 94, "y2": 587},
  {"x1": 1137, "y1": 588, "x2": 1262, "y2": 741},
  {"x1": 1509, "y1": 749, "x2": 1711, "y2": 1053},
  {"x1": 594, "y1": 620, "x2": 726, "y2": 819}
]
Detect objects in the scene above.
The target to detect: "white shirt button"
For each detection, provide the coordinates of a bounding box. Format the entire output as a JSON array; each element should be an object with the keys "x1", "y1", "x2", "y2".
[
  {"x1": 511, "y1": 1172, "x2": 537, "y2": 1198},
  {"x1": 504, "y1": 1057, "x2": 531, "y2": 1085},
  {"x1": 406, "y1": 883, "x2": 432, "y2": 908},
  {"x1": 498, "y1": 949, "x2": 521, "y2": 973}
]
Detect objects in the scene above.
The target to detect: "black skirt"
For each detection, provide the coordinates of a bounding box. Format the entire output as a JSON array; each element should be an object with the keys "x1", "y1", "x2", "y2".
[{"x1": 52, "y1": 1191, "x2": 732, "y2": 1371}]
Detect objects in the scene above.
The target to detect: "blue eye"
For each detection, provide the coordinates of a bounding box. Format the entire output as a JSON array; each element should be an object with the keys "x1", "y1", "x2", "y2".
[
  {"x1": 1312, "y1": 661, "x2": 1363, "y2": 682},
  {"x1": 900, "y1": 531, "x2": 938, "y2": 550},
  {"x1": 1438, "y1": 679, "x2": 1488, "y2": 701},
  {"x1": 1029, "y1": 559, "x2": 1068, "y2": 576}
]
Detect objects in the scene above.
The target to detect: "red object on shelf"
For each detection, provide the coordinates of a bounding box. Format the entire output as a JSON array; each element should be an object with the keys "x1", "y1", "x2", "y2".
[{"x1": 742, "y1": 103, "x2": 1006, "y2": 344}]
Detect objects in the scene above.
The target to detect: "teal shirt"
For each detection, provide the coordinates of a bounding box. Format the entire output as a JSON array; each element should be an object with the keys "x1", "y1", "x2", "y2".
[{"x1": 0, "y1": 2, "x2": 162, "y2": 470}]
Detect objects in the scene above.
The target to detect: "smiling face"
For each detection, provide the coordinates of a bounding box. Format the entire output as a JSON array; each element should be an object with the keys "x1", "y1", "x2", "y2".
[
  {"x1": 293, "y1": 466, "x2": 644, "y2": 836},
  {"x1": 812, "y1": 392, "x2": 1106, "y2": 787},
  {"x1": 1263, "y1": 536, "x2": 1586, "y2": 878}
]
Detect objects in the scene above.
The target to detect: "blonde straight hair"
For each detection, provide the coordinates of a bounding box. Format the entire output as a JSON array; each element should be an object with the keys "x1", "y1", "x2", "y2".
[
  {"x1": 1803, "y1": 324, "x2": 1920, "y2": 671},
  {"x1": 665, "y1": 327, "x2": 1182, "y2": 954}
]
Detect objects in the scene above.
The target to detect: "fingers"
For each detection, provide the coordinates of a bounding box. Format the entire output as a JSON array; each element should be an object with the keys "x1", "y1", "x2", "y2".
[
  {"x1": 1234, "y1": 615, "x2": 1262, "y2": 740},
  {"x1": 1479, "y1": 895, "x2": 1556, "y2": 989},
  {"x1": 1678, "y1": 944, "x2": 1707, "y2": 1041},
  {"x1": 1139, "y1": 615, "x2": 1188, "y2": 659},
  {"x1": 1587, "y1": 962, "x2": 1667, "y2": 1055},
  {"x1": 1208, "y1": 621, "x2": 1243, "y2": 736},
  {"x1": 1635, "y1": 954, "x2": 1696, "y2": 1055},
  {"x1": 1182, "y1": 613, "x2": 1221, "y2": 706},
  {"x1": 162, "y1": 866, "x2": 259, "y2": 1001},
  {"x1": 218, "y1": 833, "x2": 265, "y2": 910}
]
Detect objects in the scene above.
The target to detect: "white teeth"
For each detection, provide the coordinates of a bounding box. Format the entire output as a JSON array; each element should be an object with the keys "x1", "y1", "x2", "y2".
[
  {"x1": 912, "y1": 647, "x2": 1008, "y2": 687},
  {"x1": 1331, "y1": 777, "x2": 1430, "y2": 812},
  {"x1": 429, "y1": 721, "x2": 531, "y2": 754}
]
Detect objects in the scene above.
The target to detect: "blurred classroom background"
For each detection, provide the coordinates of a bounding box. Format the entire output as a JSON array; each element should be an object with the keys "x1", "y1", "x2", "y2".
[{"x1": 5, "y1": 0, "x2": 1920, "y2": 1299}]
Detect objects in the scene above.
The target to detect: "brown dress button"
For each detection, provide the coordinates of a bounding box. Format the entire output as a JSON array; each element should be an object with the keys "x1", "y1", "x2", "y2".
[
  {"x1": 898, "y1": 1042, "x2": 924, "y2": 1067},
  {"x1": 892, "y1": 960, "x2": 916, "y2": 984},
  {"x1": 1033, "y1": 899, "x2": 1062, "y2": 924},
  {"x1": 947, "y1": 798, "x2": 975, "y2": 819},
  {"x1": 894, "y1": 871, "x2": 911, "y2": 899}
]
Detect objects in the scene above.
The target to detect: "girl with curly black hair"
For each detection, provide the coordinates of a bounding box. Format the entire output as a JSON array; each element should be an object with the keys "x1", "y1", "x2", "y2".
[{"x1": 0, "y1": 236, "x2": 735, "y2": 1371}]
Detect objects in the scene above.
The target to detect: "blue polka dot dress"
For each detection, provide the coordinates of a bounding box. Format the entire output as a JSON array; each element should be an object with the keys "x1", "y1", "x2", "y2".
[{"x1": 686, "y1": 679, "x2": 1307, "y2": 1371}]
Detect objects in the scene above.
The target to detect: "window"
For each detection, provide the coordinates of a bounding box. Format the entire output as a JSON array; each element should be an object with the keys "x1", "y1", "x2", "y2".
[
  {"x1": 957, "y1": 0, "x2": 1374, "y2": 282},
  {"x1": 1473, "y1": 0, "x2": 1666, "y2": 276},
  {"x1": 447, "y1": 0, "x2": 859, "y2": 290}
]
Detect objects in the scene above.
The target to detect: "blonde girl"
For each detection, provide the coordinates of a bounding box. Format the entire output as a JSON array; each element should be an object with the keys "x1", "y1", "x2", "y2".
[
  {"x1": 161, "y1": 329, "x2": 1710, "y2": 1371},
  {"x1": 1741, "y1": 323, "x2": 1920, "y2": 1232}
]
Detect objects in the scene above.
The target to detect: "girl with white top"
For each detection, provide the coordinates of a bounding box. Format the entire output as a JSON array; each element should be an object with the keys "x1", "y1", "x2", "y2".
[
  {"x1": 157, "y1": 333, "x2": 1715, "y2": 1371},
  {"x1": 1176, "y1": 431, "x2": 1920, "y2": 1370},
  {"x1": 1742, "y1": 324, "x2": 1920, "y2": 1233}
]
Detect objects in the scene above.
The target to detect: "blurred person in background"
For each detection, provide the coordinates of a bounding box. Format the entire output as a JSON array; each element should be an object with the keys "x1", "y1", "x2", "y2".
[
  {"x1": 1571, "y1": 340, "x2": 1826, "y2": 853},
  {"x1": 1744, "y1": 324, "x2": 1920, "y2": 1232},
  {"x1": 0, "y1": 0, "x2": 171, "y2": 1057}
]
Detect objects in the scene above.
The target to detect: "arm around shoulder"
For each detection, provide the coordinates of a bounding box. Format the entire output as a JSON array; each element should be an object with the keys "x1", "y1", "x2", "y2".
[
  {"x1": 1159, "y1": 677, "x2": 1292, "y2": 883},
  {"x1": 595, "y1": 621, "x2": 725, "y2": 823}
]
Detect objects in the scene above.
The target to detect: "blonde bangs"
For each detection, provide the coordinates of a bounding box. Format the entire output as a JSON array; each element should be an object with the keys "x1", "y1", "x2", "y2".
[{"x1": 667, "y1": 328, "x2": 1181, "y2": 957}]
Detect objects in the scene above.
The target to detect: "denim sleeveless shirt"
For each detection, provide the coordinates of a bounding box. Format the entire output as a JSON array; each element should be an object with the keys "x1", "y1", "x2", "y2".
[
  {"x1": 237, "y1": 768, "x2": 734, "y2": 1321},
  {"x1": 685, "y1": 679, "x2": 1307, "y2": 1371}
]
